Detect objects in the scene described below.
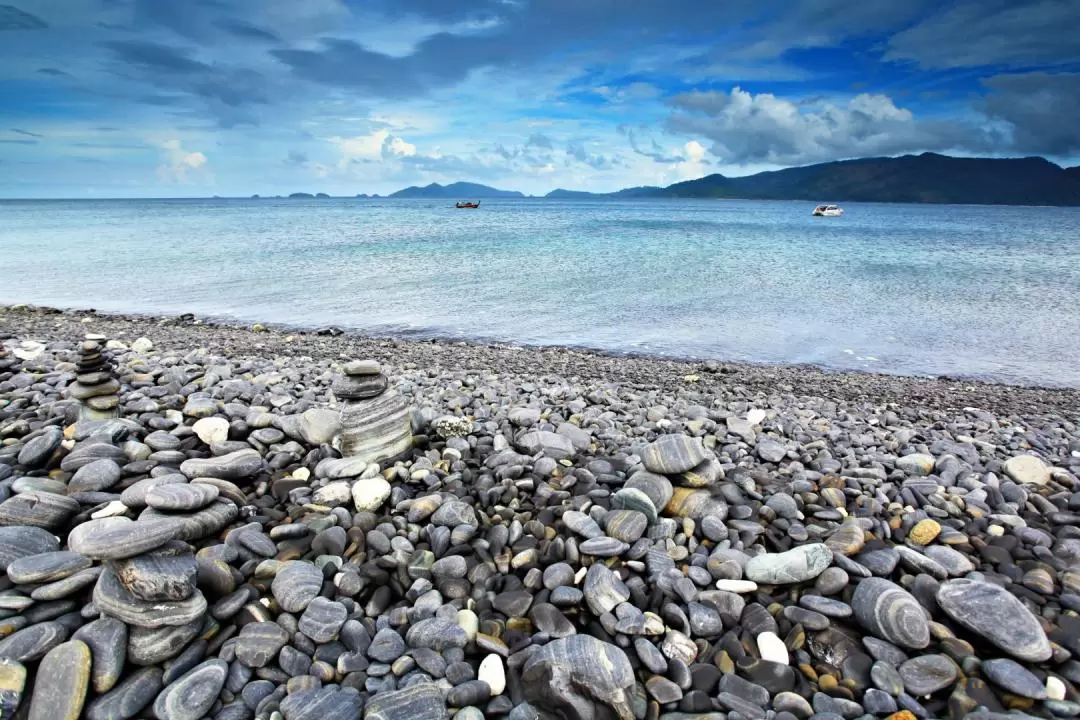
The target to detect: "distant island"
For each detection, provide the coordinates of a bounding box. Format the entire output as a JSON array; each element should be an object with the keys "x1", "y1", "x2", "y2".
[
  {"x1": 389, "y1": 181, "x2": 525, "y2": 199},
  {"x1": 371, "y1": 154, "x2": 1079, "y2": 206}
]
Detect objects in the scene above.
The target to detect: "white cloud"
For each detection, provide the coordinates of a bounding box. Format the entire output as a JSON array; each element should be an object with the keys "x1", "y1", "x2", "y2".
[
  {"x1": 156, "y1": 139, "x2": 208, "y2": 183},
  {"x1": 667, "y1": 87, "x2": 990, "y2": 165},
  {"x1": 329, "y1": 130, "x2": 417, "y2": 168}
]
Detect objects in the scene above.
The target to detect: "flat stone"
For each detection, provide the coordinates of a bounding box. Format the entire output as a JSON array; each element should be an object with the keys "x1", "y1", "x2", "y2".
[
  {"x1": 1003, "y1": 455, "x2": 1051, "y2": 485},
  {"x1": 235, "y1": 622, "x2": 289, "y2": 668},
  {"x1": 756, "y1": 437, "x2": 788, "y2": 463},
  {"x1": 93, "y1": 567, "x2": 206, "y2": 629},
  {"x1": 584, "y1": 563, "x2": 630, "y2": 615},
  {"x1": 625, "y1": 471, "x2": 674, "y2": 513},
  {"x1": 896, "y1": 454, "x2": 936, "y2": 476},
  {"x1": 745, "y1": 543, "x2": 832, "y2": 584},
  {"x1": 6, "y1": 551, "x2": 91, "y2": 584},
  {"x1": 178, "y1": 448, "x2": 262, "y2": 480},
  {"x1": 580, "y1": 537, "x2": 629, "y2": 557},
  {"x1": 980, "y1": 658, "x2": 1047, "y2": 699},
  {"x1": 405, "y1": 618, "x2": 469, "y2": 651},
  {"x1": 152, "y1": 659, "x2": 227, "y2": 720},
  {"x1": 314, "y1": 456, "x2": 369, "y2": 479},
  {"x1": 278, "y1": 687, "x2": 364, "y2": 719},
  {"x1": 17, "y1": 426, "x2": 63, "y2": 467},
  {"x1": 937, "y1": 578, "x2": 1052, "y2": 662},
  {"x1": 85, "y1": 667, "x2": 164, "y2": 720},
  {"x1": 271, "y1": 561, "x2": 324, "y2": 613},
  {"x1": 119, "y1": 474, "x2": 188, "y2": 509},
  {"x1": 641, "y1": 435, "x2": 709, "y2": 474},
  {"x1": 898, "y1": 654, "x2": 958, "y2": 696},
  {"x1": 852, "y1": 577, "x2": 930, "y2": 650},
  {"x1": 364, "y1": 682, "x2": 448, "y2": 720},
  {"x1": 299, "y1": 597, "x2": 347, "y2": 643},
  {"x1": 31, "y1": 566, "x2": 102, "y2": 600},
  {"x1": 69, "y1": 459, "x2": 122, "y2": 493},
  {"x1": 27, "y1": 640, "x2": 91, "y2": 720},
  {"x1": 368, "y1": 628, "x2": 406, "y2": 663},
  {"x1": 0, "y1": 491, "x2": 80, "y2": 529},
  {"x1": 516, "y1": 430, "x2": 576, "y2": 460},
  {"x1": 68, "y1": 517, "x2": 180, "y2": 560},
  {"x1": 0, "y1": 621, "x2": 69, "y2": 662},
  {"x1": 72, "y1": 617, "x2": 127, "y2": 693},
  {"x1": 603, "y1": 509, "x2": 648, "y2": 543},
  {"x1": 111, "y1": 543, "x2": 197, "y2": 601},
  {"x1": 127, "y1": 619, "x2": 202, "y2": 665},
  {"x1": 144, "y1": 483, "x2": 219, "y2": 511},
  {"x1": 140, "y1": 499, "x2": 237, "y2": 542}
]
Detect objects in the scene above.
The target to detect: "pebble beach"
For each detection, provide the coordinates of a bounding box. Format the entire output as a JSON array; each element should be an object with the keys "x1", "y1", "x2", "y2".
[{"x1": 2, "y1": 303, "x2": 1080, "y2": 720}]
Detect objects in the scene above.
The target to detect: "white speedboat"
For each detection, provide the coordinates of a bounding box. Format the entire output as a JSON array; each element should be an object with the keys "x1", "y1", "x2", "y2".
[{"x1": 813, "y1": 204, "x2": 843, "y2": 217}]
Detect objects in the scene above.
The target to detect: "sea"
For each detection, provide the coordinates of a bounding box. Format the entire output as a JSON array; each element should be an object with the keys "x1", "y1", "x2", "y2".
[{"x1": 2, "y1": 197, "x2": 1079, "y2": 387}]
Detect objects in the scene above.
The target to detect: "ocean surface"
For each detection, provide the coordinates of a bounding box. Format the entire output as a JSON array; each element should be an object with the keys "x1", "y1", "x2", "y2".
[{"x1": 2, "y1": 197, "x2": 1079, "y2": 387}]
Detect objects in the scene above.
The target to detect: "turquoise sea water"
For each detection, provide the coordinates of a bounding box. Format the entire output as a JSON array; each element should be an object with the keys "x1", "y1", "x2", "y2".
[{"x1": 2, "y1": 197, "x2": 1079, "y2": 387}]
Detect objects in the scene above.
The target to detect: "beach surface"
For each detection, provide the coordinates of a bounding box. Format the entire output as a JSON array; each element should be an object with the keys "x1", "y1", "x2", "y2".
[{"x1": 2, "y1": 302, "x2": 1079, "y2": 719}]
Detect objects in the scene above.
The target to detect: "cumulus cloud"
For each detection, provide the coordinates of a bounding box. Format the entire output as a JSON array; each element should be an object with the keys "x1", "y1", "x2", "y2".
[
  {"x1": 156, "y1": 139, "x2": 208, "y2": 183},
  {"x1": 330, "y1": 130, "x2": 417, "y2": 167},
  {"x1": 666, "y1": 87, "x2": 992, "y2": 165}
]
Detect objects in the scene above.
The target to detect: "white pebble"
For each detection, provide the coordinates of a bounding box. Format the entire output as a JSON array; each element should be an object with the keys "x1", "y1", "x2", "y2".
[
  {"x1": 1047, "y1": 676, "x2": 1066, "y2": 701},
  {"x1": 756, "y1": 631, "x2": 789, "y2": 665},
  {"x1": 193, "y1": 417, "x2": 229, "y2": 446},
  {"x1": 479, "y1": 654, "x2": 506, "y2": 695},
  {"x1": 987, "y1": 525, "x2": 1005, "y2": 537},
  {"x1": 91, "y1": 500, "x2": 129, "y2": 519},
  {"x1": 715, "y1": 579, "x2": 758, "y2": 593},
  {"x1": 457, "y1": 609, "x2": 478, "y2": 642},
  {"x1": 746, "y1": 408, "x2": 767, "y2": 426},
  {"x1": 131, "y1": 336, "x2": 154, "y2": 354}
]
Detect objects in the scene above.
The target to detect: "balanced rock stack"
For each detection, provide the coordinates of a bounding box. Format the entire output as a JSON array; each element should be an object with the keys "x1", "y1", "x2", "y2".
[
  {"x1": 335, "y1": 359, "x2": 412, "y2": 464},
  {"x1": 66, "y1": 339, "x2": 121, "y2": 420}
]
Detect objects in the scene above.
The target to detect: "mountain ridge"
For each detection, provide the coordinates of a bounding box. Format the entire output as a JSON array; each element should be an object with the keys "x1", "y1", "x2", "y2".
[{"x1": 388, "y1": 181, "x2": 525, "y2": 199}]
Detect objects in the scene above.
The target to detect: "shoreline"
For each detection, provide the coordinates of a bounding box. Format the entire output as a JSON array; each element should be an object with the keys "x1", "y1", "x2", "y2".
[{"x1": 3, "y1": 303, "x2": 1078, "y2": 417}]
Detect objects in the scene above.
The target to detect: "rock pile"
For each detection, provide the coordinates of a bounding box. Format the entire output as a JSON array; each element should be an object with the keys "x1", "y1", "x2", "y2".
[
  {"x1": 336, "y1": 360, "x2": 412, "y2": 465},
  {"x1": 65, "y1": 339, "x2": 121, "y2": 420},
  {"x1": 0, "y1": 323, "x2": 1079, "y2": 720}
]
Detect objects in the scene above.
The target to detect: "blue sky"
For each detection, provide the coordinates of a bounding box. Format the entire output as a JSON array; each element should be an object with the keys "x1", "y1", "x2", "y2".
[{"x1": 0, "y1": 0, "x2": 1077, "y2": 197}]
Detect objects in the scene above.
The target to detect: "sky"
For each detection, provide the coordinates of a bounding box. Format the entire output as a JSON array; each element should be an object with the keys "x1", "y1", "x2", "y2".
[{"x1": 0, "y1": 0, "x2": 1078, "y2": 198}]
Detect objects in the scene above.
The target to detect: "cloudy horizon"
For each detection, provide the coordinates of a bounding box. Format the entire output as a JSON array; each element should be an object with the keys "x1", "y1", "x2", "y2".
[{"x1": 1, "y1": 0, "x2": 1078, "y2": 198}]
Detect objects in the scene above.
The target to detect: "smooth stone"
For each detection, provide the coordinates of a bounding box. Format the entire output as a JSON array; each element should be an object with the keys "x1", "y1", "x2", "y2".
[
  {"x1": 757, "y1": 631, "x2": 789, "y2": 665},
  {"x1": 611, "y1": 488, "x2": 658, "y2": 524},
  {"x1": 745, "y1": 543, "x2": 832, "y2": 584},
  {"x1": 352, "y1": 477, "x2": 392, "y2": 512},
  {"x1": 111, "y1": 543, "x2": 197, "y2": 601},
  {"x1": 178, "y1": 448, "x2": 262, "y2": 480},
  {"x1": 119, "y1": 475, "x2": 188, "y2": 509},
  {"x1": 27, "y1": 639, "x2": 91, "y2": 720},
  {"x1": 141, "y1": 499, "x2": 237, "y2": 542},
  {"x1": 68, "y1": 517, "x2": 180, "y2": 561},
  {"x1": 0, "y1": 491, "x2": 80, "y2": 529},
  {"x1": 896, "y1": 453, "x2": 936, "y2": 476},
  {"x1": 447, "y1": 680, "x2": 491, "y2": 707},
  {"x1": 756, "y1": 437, "x2": 788, "y2": 462},
  {"x1": 31, "y1": 568, "x2": 103, "y2": 601},
  {"x1": 898, "y1": 654, "x2": 958, "y2": 696},
  {"x1": 337, "y1": 392, "x2": 412, "y2": 464},
  {"x1": 93, "y1": 567, "x2": 207, "y2": 628},
  {"x1": 603, "y1": 509, "x2": 648, "y2": 543},
  {"x1": 271, "y1": 561, "x2": 324, "y2": 613},
  {"x1": 824, "y1": 522, "x2": 865, "y2": 556},
  {"x1": 6, "y1": 551, "x2": 91, "y2": 584},
  {"x1": 235, "y1": 622, "x2": 289, "y2": 668},
  {"x1": 86, "y1": 667, "x2": 164, "y2": 720},
  {"x1": 522, "y1": 636, "x2": 634, "y2": 720},
  {"x1": 127, "y1": 619, "x2": 202, "y2": 665},
  {"x1": 69, "y1": 459, "x2": 123, "y2": 493},
  {"x1": 368, "y1": 627, "x2": 406, "y2": 663},
  {"x1": 479, "y1": 654, "x2": 506, "y2": 695},
  {"x1": 0, "y1": 621, "x2": 69, "y2": 661},
  {"x1": 641, "y1": 435, "x2": 709, "y2": 474},
  {"x1": 299, "y1": 597, "x2": 347, "y2": 643},
  {"x1": 314, "y1": 456, "x2": 369, "y2": 479},
  {"x1": 625, "y1": 471, "x2": 674, "y2": 512},
  {"x1": 580, "y1": 537, "x2": 629, "y2": 557},
  {"x1": 192, "y1": 417, "x2": 229, "y2": 446},
  {"x1": 1003, "y1": 455, "x2": 1051, "y2": 485},
  {"x1": 71, "y1": 617, "x2": 127, "y2": 693},
  {"x1": 278, "y1": 687, "x2": 363, "y2": 719},
  {"x1": 852, "y1": 577, "x2": 930, "y2": 650},
  {"x1": 0, "y1": 660, "x2": 25, "y2": 716},
  {"x1": 584, "y1": 563, "x2": 630, "y2": 615},
  {"x1": 152, "y1": 659, "x2": 227, "y2": 720},
  {"x1": 980, "y1": 658, "x2": 1048, "y2": 699},
  {"x1": 144, "y1": 483, "x2": 219, "y2": 511},
  {"x1": 921, "y1": 545, "x2": 974, "y2": 577},
  {"x1": 936, "y1": 578, "x2": 1052, "y2": 662},
  {"x1": 405, "y1": 618, "x2": 469, "y2": 651},
  {"x1": 17, "y1": 426, "x2": 63, "y2": 467},
  {"x1": 363, "y1": 682, "x2": 448, "y2": 720}
]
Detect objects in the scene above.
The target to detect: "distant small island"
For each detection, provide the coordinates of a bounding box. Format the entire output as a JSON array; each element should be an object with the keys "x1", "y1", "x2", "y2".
[{"x1": 365, "y1": 153, "x2": 1080, "y2": 207}]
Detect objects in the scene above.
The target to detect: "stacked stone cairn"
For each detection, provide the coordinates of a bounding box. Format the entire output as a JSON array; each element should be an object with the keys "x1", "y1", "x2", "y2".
[
  {"x1": 66, "y1": 339, "x2": 121, "y2": 420},
  {"x1": 335, "y1": 359, "x2": 412, "y2": 465}
]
